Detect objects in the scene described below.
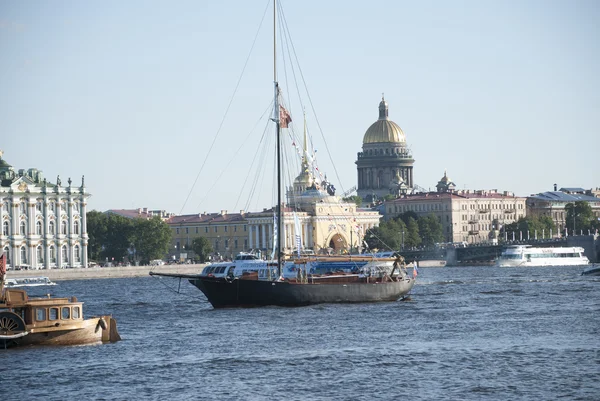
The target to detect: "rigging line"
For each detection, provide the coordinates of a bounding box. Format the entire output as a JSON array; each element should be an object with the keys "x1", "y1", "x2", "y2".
[
  {"x1": 149, "y1": 275, "x2": 210, "y2": 302},
  {"x1": 277, "y1": 3, "x2": 306, "y2": 117},
  {"x1": 195, "y1": 101, "x2": 274, "y2": 210},
  {"x1": 228, "y1": 101, "x2": 275, "y2": 210},
  {"x1": 247, "y1": 122, "x2": 273, "y2": 213},
  {"x1": 179, "y1": 0, "x2": 272, "y2": 215},
  {"x1": 278, "y1": 8, "x2": 347, "y2": 196}
]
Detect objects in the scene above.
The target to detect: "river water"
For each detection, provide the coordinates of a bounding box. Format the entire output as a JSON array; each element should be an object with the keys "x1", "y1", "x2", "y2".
[{"x1": 2, "y1": 265, "x2": 598, "y2": 400}]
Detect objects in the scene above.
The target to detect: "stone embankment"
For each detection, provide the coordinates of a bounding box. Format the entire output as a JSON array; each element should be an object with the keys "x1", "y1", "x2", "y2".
[{"x1": 6, "y1": 264, "x2": 208, "y2": 281}]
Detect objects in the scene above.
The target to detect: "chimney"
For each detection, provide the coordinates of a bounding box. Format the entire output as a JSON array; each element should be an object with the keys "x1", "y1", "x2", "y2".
[{"x1": 553, "y1": 183, "x2": 557, "y2": 191}]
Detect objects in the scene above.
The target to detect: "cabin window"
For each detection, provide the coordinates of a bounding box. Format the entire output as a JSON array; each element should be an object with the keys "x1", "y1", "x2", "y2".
[
  {"x1": 36, "y1": 308, "x2": 46, "y2": 321},
  {"x1": 49, "y1": 308, "x2": 59, "y2": 320},
  {"x1": 73, "y1": 306, "x2": 80, "y2": 319},
  {"x1": 62, "y1": 307, "x2": 71, "y2": 320}
]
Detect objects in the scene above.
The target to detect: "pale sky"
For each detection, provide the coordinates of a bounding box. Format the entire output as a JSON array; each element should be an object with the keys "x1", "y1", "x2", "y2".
[{"x1": 1, "y1": 0, "x2": 599, "y2": 215}]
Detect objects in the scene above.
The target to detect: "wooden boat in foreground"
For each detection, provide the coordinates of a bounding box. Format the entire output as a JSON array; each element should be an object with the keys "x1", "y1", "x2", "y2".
[{"x1": 0, "y1": 255, "x2": 121, "y2": 349}]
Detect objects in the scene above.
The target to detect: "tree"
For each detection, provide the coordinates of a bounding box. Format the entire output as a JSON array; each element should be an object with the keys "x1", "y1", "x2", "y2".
[
  {"x1": 343, "y1": 195, "x2": 363, "y2": 207},
  {"x1": 404, "y1": 217, "x2": 421, "y2": 249},
  {"x1": 130, "y1": 217, "x2": 173, "y2": 264},
  {"x1": 86, "y1": 210, "x2": 107, "y2": 261},
  {"x1": 191, "y1": 237, "x2": 213, "y2": 262},
  {"x1": 418, "y1": 213, "x2": 444, "y2": 248},
  {"x1": 565, "y1": 201, "x2": 596, "y2": 234},
  {"x1": 102, "y1": 214, "x2": 133, "y2": 262}
]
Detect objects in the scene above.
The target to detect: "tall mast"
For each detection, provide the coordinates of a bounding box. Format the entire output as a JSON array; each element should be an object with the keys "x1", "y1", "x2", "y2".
[{"x1": 274, "y1": 0, "x2": 282, "y2": 277}]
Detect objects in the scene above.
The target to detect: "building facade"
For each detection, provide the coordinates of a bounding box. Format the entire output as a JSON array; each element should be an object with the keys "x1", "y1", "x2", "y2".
[
  {"x1": 526, "y1": 186, "x2": 600, "y2": 233},
  {"x1": 0, "y1": 153, "x2": 90, "y2": 269},
  {"x1": 383, "y1": 171, "x2": 526, "y2": 244},
  {"x1": 356, "y1": 96, "x2": 414, "y2": 202}
]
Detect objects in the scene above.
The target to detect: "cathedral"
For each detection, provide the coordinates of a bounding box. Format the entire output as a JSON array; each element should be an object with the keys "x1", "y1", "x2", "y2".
[{"x1": 356, "y1": 97, "x2": 415, "y2": 202}]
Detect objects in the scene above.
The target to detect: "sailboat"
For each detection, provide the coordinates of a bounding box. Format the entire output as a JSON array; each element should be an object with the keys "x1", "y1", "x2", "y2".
[{"x1": 150, "y1": 1, "x2": 415, "y2": 308}]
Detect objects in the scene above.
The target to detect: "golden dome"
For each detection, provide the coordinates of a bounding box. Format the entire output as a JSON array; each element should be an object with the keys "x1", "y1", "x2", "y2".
[{"x1": 362, "y1": 97, "x2": 406, "y2": 144}]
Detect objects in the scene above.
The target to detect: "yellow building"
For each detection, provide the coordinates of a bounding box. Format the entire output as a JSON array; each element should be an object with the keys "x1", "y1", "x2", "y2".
[{"x1": 384, "y1": 171, "x2": 526, "y2": 244}]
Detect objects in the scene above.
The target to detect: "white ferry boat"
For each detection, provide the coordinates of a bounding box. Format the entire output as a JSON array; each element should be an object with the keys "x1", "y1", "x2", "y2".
[
  {"x1": 496, "y1": 245, "x2": 589, "y2": 267},
  {"x1": 4, "y1": 277, "x2": 57, "y2": 288}
]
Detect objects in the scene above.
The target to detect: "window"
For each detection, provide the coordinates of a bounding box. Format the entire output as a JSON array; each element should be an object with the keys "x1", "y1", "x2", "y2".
[
  {"x1": 74, "y1": 245, "x2": 81, "y2": 262},
  {"x1": 37, "y1": 246, "x2": 43, "y2": 263},
  {"x1": 73, "y1": 203, "x2": 79, "y2": 213},
  {"x1": 2, "y1": 221, "x2": 8, "y2": 236},
  {"x1": 74, "y1": 220, "x2": 80, "y2": 235},
  {"x1": 185, "y1": 227, "x2": 189, "y2": 234},
  {"x1": 234, "y1": 239, "x2": 238, "y2": 249},
  {"x1": 20, "y1": 246, "x2": 27, "y2": 264},
  {"x1": 73, "y1": 306, "x2": 80, "y2": 319},
  {"x1": 19, "y1": 202, "x2": 25, "y2": 214},
  {"x1": 176, "y1": 228, "x2": 180, "y2": 234},
  {"x1": 36, "y1": 220, "x2": 42, "y2": 235},
  {"x1": 49, "y1": 202, "x2": 55, "y2": 212},
  {"x1": 36, "y1": 308, "x2": 46, "y2": 321},
  {"x1": 214, "y1": 227, "x2": 217, "y2": 233},
  {"x1": 61, "y1": 245, "x2": 68, "y2": 264},
  {"x1": 62, "y1": 307, "x2": 70, "y2": 320},
  {"x1": 61, "y1": 220, "x2": 67, "y2": 235},
  {"x1": 205, "y1": 227, "x2": 208, "y2": 233},
  {"x1": 49, "y1": 221, "x2": 55, "y2": 235},
  {"x1": 36, "y1": 201, "x2": 42, "y2": 212},
  {"x1": 20, "y1": 220, "x2": 26, "y2": 235},
  {"x1": 234, "y1": 226, "x2": 237, "y2": 232},
  {"x1": 224, "y1": 226, "x2": 228, "y2": 232},
  {"x1": 225, "y1": 239, "x2": 229, "y2": 248},
  {"x1": 49, "y1": 308, "x2": 59, "y2": 320},
  {"x1": 195, "y1": 227, "x2": 199, "y2": 234},
  {"x1": 50, "y1": 246, "x2": 56, "y2": 263}
]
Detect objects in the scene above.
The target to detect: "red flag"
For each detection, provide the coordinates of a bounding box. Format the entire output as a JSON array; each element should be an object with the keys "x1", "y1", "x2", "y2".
[
  {"x1": 279, "y1": 106, "x2": 292, "y2": 128},
  {"x1": 0, "y1": 254, "x2": 6, "y2": 277}
]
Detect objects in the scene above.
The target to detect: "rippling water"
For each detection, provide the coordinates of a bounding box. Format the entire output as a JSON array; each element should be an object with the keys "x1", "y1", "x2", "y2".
[{"x1": 3, "y1": 266, "x2": 599, "y2": 400}]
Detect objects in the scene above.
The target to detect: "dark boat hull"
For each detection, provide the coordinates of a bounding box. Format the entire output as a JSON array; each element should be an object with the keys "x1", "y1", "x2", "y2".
[{"x1": 189, "y1": 277, "x2": 415, "y2": 308}]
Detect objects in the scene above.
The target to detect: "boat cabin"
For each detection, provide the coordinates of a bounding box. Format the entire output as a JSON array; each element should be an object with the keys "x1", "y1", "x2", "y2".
[{"x1": 1, "y1": 289, "x2": 85, "y2": 330}]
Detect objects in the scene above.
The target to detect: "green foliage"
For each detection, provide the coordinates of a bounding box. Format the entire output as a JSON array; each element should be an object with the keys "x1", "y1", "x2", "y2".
[
  {"x1": 86, "y1": 210, "x2": 106, "y2": 261},
  {"x1": 130, "y1": 217, "x2": 173, "y2": 263},
  {"x1": 503, "y1": 215, "x2": 557, "y2": 239},
  {"x1": 565, "y1": 201, "x2": 597, "y2": 233},
  {"x1": 343, "y1": 195, "x2": 363, "y2": 207},
  {"x1": 364, "y1": 212, "x2": 427, "y2": 251},
  {"x1": 418, "y1": 214, "x2": 444, "y2": 248},
  {"x1": 404, "y1": 217, "x2": 421, "y2": 248},
  {"x1": 191, "y1": 237, "x2": 213, "y2": 263},
  {"x1": 86, "y1": 211, "x2": 172, "y2": 264}
]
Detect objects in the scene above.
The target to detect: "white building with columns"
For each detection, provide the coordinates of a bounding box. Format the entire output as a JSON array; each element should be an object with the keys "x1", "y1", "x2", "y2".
[{"x1": 0, "y1": 152, "x2": 90, "y2": 269}]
